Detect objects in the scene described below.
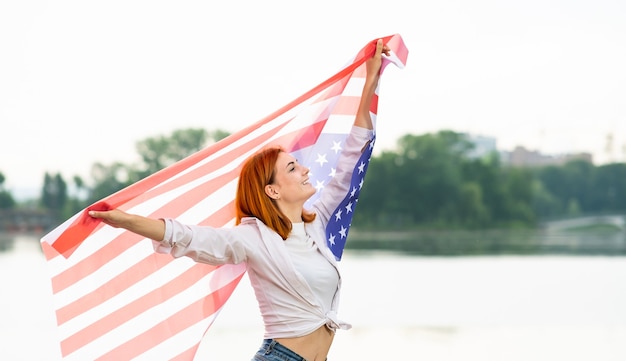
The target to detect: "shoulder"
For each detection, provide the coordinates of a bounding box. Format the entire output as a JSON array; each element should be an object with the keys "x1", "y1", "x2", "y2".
[
  {"x1": 238, "y1": 216, "x2": 264, "y2": 231},
  {"x1": 236, "y1": 217, "x2": 272, "y2": 238}
]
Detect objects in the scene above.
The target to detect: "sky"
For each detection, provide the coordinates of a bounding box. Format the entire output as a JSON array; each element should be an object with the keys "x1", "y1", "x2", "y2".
[{"x1": 1, "y1": 0, "x2": 625, "y2": 200}]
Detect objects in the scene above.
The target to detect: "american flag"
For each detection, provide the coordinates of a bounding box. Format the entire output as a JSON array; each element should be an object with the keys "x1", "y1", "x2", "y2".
[
  {"x1": 297, "y1": 133, "x2": 376, "y2": 261},
  {"x1": 40, "y1": 34, "x2": 408, "y2": 360}
]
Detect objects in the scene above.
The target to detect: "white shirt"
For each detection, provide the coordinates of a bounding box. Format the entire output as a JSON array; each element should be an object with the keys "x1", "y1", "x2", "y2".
[
  {"x1": 155, "y1": 126, "x2": 374, "y2": 338},
  {"x1": 286, "y1": 222, "x2": 339, "y2": 311}
]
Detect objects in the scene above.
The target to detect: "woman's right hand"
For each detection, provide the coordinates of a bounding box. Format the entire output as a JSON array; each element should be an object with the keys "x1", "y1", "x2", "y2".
[
  {"x1": 89, "y1": 209, "x2": 166, "y2": 241},
  {"x1": 354, "y1": 38, "x2": 390, "y2": 130},
  {"x1": 89, "y1": 209, "x2": 130, "y2": 229},
  {"x1": 365, "y1": 39, "x2": 390, "y2": 84}
]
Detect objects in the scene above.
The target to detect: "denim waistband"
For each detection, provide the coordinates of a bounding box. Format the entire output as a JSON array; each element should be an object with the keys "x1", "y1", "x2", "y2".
[{"x1": 259, "y1": 339, "x2": 307, "y2": 361}]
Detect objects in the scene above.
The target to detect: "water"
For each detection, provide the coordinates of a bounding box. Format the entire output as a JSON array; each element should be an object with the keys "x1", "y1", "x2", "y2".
[{"x1": 2, "y1": 235, "x2": 626, "y2": 360}]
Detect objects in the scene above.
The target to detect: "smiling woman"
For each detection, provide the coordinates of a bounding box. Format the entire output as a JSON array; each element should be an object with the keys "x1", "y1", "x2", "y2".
[
  {"x1": 39, "y1": 36, "x2": 406, "y2": 361},
  {"x1": 236, "y1": 146, "x2": 317, "y2": 241},
  {"x1": 86, "y1": 40, "x2": 390, "y2": 361}
]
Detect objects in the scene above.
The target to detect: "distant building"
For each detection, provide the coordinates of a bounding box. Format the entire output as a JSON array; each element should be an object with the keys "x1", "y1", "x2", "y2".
[
  {"x1": 463, "y1": 133, "x2": 594, "y2": 167},
  {"x1": 503, "y1": 146, "x2": 593, "y2": 167}
]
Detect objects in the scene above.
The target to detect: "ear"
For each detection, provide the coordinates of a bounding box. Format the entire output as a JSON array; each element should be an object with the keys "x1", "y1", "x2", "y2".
[{"x1": 264, "y1": 184, "x2": 280, "y2": 200}]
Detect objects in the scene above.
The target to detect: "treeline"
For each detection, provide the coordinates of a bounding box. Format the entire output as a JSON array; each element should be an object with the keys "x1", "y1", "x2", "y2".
[
  {"x1": 354, "y1": 131, "x2": 626, "y2": 230},
  {"x1": 0, "y1": 128, "x2": 229, "y2": 224},
  {"x1": 1, "y1": 128, "x2": 625, "y2": 230}
]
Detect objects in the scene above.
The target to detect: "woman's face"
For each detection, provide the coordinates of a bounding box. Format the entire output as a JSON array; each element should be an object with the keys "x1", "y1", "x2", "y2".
[{"x1": 268, "y1": 152, "x2": 316, "y2": 204}]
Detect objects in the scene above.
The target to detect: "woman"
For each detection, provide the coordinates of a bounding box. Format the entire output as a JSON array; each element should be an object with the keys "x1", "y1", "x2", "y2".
[{"x1": 89, "y1": 39, "x2": 390, "y2": 361}]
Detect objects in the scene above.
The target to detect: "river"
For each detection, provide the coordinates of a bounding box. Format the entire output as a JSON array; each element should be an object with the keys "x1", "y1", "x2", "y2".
[{"x1": 1, "y1": 235, "x2": 625, "y2": 360}]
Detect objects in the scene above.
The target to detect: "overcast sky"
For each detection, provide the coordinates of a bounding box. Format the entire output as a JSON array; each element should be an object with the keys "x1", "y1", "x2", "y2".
[{"x1": 2, "y1": 0, "x2": 625, "y2": 199}]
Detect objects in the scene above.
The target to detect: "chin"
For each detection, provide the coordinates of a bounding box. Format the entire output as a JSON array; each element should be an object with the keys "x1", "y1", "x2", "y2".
[{"x1": 304, "y1": 187, "x2": 316, "y2": 198}]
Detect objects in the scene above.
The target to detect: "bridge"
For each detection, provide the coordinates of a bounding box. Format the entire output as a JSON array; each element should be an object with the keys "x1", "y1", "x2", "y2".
[
  {"x1": 543, "y1": 214, "x2": 626, "y2": 232},
  {"x1": 0, "y1": 209, "x2": 58, "y2": 234}
]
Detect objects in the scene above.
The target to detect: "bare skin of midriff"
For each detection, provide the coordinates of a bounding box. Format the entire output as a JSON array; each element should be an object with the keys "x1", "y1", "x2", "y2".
[{"x1": 275, "y1": 324, "x2": 334, "y2": 361}]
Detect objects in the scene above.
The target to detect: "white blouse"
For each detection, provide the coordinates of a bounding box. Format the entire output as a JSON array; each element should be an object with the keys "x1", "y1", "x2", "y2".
[
  {"x1": 155, "y1": 126, "x2": 374, "y2": 339},
  {"x1": 286, "y1": 222, "x2": 339, "y2": 311}
]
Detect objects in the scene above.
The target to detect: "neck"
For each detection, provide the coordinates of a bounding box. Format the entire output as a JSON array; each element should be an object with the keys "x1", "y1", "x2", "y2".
[{"x1": 277, "y1": 201, "x2": 304, "y2": 224}]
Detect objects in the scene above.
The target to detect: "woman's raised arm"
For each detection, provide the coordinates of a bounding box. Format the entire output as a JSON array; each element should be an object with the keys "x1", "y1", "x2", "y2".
[{"x1": 354, "y1": 38, "x2": 390, "y2": 130}]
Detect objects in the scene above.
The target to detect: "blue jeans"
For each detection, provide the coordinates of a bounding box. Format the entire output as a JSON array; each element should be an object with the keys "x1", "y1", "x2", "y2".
[{"x1": 252, "y1": 339, "x2": 308, "y2": 361}]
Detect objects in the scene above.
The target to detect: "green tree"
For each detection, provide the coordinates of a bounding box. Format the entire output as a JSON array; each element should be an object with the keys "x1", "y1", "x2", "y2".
[
  {"x1": 86, "y1": 162, "x2": 134, "y2": 205},
  {"x1": 209, "y1": 129, "x2": 231, "y2": 143},
  {"x1": 530, "y1": 178, "x2": 561, "y2": 219},
  {"x1": 62, "y1": 175, "x2": 89, "y2": 218},
  {"x1": 136, "y1": 128, "x2": 211, "y2": 178},
  {"x1": 460, "y1": 155, "x2": 501, "y2": 224},
  {"x1": 499, "y1": 166, "x2": 536, "y2": 226},
  {"x1": 358, "y1": 131, "x2": 540, "y2": 229},
  {"x1": 358, "y1": 131, "x2": 479, "y2": 228},
  {"x1": 0, "y1": 172, "x2": 16, "y2": 209},
  {"x1": 41, "y1": 172, "x2": 68, "y2": 219},
  {"x1": 84, "y1": 128, "x2": 231, "y2": 205},
  {"x1": 456, "y1": 181, "x2": 490, "y2": 227},
  {"x1": 588, "y1": 163, "x2": 626, "y2": 212},
  {"x1": 355, "y1": 150, "x2": 413, "y2": 228},
  {"x1": 536, "y1": 159, "x2": 594, "y2": 215}
]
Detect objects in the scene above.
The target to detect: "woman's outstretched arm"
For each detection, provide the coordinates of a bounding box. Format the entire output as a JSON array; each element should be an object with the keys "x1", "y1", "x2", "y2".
[
  {"x1": 89, "y1": 209, "x2": 166, "y2": 241},
  {"x1": 354, "y1": 38, "x2": 390, "y2": 130}
]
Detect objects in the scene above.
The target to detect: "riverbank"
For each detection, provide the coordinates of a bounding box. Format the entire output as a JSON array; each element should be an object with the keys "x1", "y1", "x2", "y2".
[
  {"x1": 3, "y1": 214, "x2": 625, "y2": 257},
  {"x1": 348, "y1": 214, "x2": 626, "y2": 256}
]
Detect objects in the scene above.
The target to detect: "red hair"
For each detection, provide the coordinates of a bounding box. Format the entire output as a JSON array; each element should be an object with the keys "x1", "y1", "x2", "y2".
[{"x1": 235, "y1": 146, "x2": 315, "y2": 240}]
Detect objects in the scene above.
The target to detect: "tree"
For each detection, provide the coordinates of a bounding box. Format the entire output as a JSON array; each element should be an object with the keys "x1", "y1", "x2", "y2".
[
  {"x1": 536, "y1": 159, "x2": 594, "y2": 215},
  {"x1": 358, "y1": 131, "x2": 480, "y2": 228},
  {"x1": 61, "y1": 175, "x2": 89, "y2": 218},
  {"x1": 86, "y1": 162, "x2": 135, "y2": 205},
  {"x1": 355, "y1": 150, "x2": 413, "y2": 228},
  {"x1": 530, "y1": 179, "x2": 561, "y2": 219},
  {"x1": 456, "y1": 181, "x2": 490, "y2": 227},
  {"x1": 357, "y1": 130, "x2": 540, "y2": 229},
  {"x1": 0, "y1": 171, "x2": 16, "y2": 209},
  {"x1": 84, "y1": 128, "x2": 232, "y2": 205},
  {"x1": 135, "y1": 128, "x2": 213, "y2": 178},
  {"x1": 589, "y1": 163, "x2": 626, "y2": 212},
  {"x1": 499, "y1": 166, "x2": 536, "y2": 225},
  {"x1": 41, "y1": 172, "x2": 68, "y2": 219}
]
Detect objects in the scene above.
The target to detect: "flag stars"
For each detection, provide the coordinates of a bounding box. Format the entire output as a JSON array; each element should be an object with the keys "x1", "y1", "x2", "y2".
[
  {"x1": 315, "y1": 180, "x2": 325, "y2": 192},
  {"x1": 334, "y1": 209, "x2": 342, "y2": 221},
  {"x1": 315, "y1": 153, "x2": 328, "y2": 167},
  {"x1": 324, "y1": 136, "x2": 376, "y2": 260},
  {"x1": 331, "y1": 141, "x2": 342, "y2": 154},
  {"x1": 328, "y1": 167, "x2": 336, "y2": 178},
  {"x1": 345, "y1": 201, "x2": 353, "y2": 214},
  {"x1": 338, "y1": 225, "x2": 348, "y2": 239},
  {"x1": 357, "y1": 161, "x2": 366, "y2": 174}
]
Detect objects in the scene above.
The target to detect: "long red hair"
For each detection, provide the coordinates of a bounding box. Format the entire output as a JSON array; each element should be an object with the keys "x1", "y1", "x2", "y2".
[{"x1": 235, "y1": 146, "x2": 315, "y2": 240}]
